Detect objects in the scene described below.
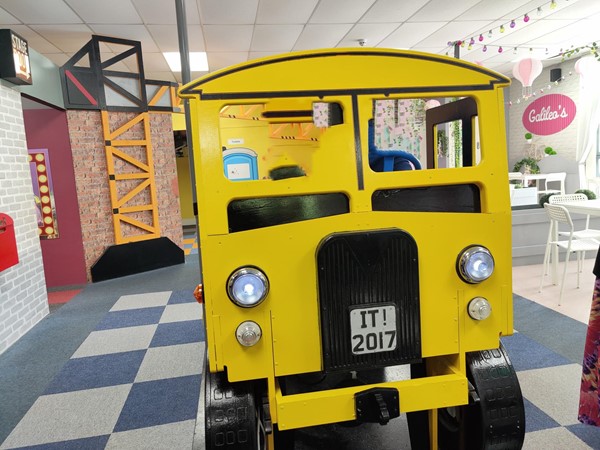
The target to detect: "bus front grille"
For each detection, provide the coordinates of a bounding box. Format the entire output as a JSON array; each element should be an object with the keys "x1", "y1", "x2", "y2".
[{"x1": 317, "y1": 229, "x2": 422, "y2": 372}]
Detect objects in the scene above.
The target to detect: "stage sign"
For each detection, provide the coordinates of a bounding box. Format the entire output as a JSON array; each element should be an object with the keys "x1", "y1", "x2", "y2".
[{"x1": 0, "y1": 29, "x2": 32, "y2": 85}]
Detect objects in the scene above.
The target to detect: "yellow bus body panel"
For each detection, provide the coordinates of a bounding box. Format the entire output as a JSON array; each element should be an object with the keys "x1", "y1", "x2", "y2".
[{"x1": 180, "y1": 48, "x2": 512, "y2": 424}]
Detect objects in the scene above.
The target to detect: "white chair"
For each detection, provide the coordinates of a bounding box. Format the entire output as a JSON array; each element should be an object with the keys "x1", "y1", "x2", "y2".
[
  {"x1": 588, "y1": 177, "x2": 600, "y2": 197},
  {"x1": 549, "y1": 193, "x2": 600, "y2": 240},
  {"x1": 539, "y1": 203, "x2": 600, "y2": 305},
  {"x1": 537, "y1": 172, "x2": 566, "y2": 196}
]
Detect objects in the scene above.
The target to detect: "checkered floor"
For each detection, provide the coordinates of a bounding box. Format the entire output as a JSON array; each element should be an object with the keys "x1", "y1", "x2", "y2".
[
  {"x1": 0, "y1": 290, "x2": 204, "y2": 450},
  {"x1": 502, "y1": 332, "x2": 600, "y2": 448},
  {"x1": 1, "y1": 277, "x2": 600, "y2": 448},
  {"x1": 183, "y1": 230, "x2": 198, "y2": 256}
]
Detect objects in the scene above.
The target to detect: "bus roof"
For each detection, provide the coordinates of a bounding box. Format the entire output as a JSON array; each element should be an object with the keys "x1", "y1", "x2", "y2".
[{"x1": 179, "y1": 48, "x2": 510, "y2": 100}]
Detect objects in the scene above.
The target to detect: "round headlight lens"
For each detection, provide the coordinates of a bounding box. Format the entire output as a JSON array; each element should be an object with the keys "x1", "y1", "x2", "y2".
[
  {"x1": 457, "y1": 246, "x2": 494, "y2": 284},
  {"x1": 227, "y1": 267, "x2": 269, "y2": 307}
]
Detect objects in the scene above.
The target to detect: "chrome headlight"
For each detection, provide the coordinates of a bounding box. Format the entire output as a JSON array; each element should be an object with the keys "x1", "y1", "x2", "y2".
[
  {"x1": 457, "y1": 245, "x2": 494, "y2": 284},
  {"x1": 468, "y1": 297, "x2": 492, "y2": 320},
  {"x1": 236, "y1": 321, "x2": 262, "y2": 346},
  {"x1": 227, "y1": 266, "x2": 269, "y2": 307}
]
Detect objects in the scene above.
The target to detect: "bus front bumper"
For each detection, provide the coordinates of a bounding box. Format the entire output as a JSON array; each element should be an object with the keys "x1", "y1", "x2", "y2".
[{"x1": 275, "y1": 372, "x2": 468, "y2": 430}]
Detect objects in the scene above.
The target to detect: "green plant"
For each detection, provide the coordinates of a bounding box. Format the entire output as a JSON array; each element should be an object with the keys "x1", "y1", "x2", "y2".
[
  {"x1": 437, "y1": 129, "x2": 448, "y2": 156},
  {"x1": 544, "y1": 146, "x2": 557, "y2": 155},
  {"x1": 575, "y1": 189, "x2": 597, "y2": 200},
  {"x1": 539, "y1": 192, "x2": 557, "y2": 207},
  {"x1": 562, "y1": 42, "x2": 599, "y2": 62},
  {"x1": 525, "y1": 132, "x2": 533, "y2": 140},
  {"x1": 513, "y1": 157, "x2": 540, "y2": 174},
  {"x1": 452, "y1": 120, "x2": 462, "y2": 167}
]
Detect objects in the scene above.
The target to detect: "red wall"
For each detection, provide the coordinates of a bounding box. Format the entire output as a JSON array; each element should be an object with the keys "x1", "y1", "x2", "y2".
[{"x1": 23, "y1": 108, "x2": 87, "y2": 287}]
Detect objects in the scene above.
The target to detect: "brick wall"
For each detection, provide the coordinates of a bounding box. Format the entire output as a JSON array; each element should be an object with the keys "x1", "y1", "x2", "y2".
[
  {"x1": 67, "y1": 110, "x2": 182, "y2": 280},
  {"x1": 150, "y1": 113, "x2": 183, "y2": 247},
  {"x1": 507, "y1": 58, "x2": 580, "y2": 169},
  {"x1": 0, "y1": 83, "x2": 49, "y2": 355},
  {"x1": 66, "y1": 110, "x2": 113, "y2": 279}
]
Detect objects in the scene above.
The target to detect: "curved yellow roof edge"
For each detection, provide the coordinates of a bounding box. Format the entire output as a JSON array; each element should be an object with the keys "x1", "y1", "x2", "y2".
[{"x1": 178, "y1": 47, "x2": 511, "y2": 98}]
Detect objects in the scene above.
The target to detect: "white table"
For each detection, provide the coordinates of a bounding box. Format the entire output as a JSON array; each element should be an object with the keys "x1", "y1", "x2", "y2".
[
  {"x1": 510, "y1": 173, "x2": 563, "y2": 193},
  {"x1": 559, "y1": 199, "x2": 600, "y2": 217}
]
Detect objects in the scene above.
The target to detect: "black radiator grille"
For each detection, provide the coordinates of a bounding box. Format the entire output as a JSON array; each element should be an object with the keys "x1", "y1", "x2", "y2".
[{"x1": 317, "y1": 229, "x2": 421, "y2": 372}]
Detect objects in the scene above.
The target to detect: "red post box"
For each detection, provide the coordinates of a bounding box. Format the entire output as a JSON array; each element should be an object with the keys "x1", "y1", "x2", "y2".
[{"x1": 0, "y1": 213, "x2": 19, "y2": 271}]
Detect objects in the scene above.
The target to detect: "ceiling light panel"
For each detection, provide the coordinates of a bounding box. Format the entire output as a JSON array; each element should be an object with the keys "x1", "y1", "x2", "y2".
[{"x1": 163, "y1": 52, "x2": 208, "y2": 72}]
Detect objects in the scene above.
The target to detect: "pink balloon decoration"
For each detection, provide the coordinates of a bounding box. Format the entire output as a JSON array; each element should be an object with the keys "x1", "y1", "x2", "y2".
[
  {"x1": 575, "y1": 56, "x2": 600, "y2": 89},
  {"x1": 512, "y1": 58, "x2": 543, "y2": 97},
  {"x1": 424, "y1": 99, "x2": 441, "y2": 110}
]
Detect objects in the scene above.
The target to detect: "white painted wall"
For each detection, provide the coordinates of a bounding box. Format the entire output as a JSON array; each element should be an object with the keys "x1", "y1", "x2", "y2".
[{"x1": 0, "y1": 81, "x2": 48, "y2": 355}]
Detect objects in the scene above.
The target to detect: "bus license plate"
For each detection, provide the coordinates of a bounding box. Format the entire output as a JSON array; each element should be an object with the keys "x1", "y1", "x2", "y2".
[{"x1": 350, "y1": 305, "x2": 397, "y2": 355}]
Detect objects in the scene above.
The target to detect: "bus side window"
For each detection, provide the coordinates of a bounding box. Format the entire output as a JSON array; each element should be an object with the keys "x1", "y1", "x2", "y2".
[{"x1": 426, "y1": 97, "x2": 478, "y2": 169}]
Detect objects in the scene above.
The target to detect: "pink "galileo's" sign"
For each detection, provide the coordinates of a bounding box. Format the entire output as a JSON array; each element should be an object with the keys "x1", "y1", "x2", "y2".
[{"x1": 522, "y1": 93, "x2": 576, "y2": 135}]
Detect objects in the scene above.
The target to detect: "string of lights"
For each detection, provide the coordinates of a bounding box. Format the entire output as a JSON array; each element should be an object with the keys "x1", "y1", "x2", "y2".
[
  {"x1": 445, "y1": 0, "x2": 569, "y2": 56},
  {"x1": 506, "y1": 72, "x2": 574, "y2": 107}
]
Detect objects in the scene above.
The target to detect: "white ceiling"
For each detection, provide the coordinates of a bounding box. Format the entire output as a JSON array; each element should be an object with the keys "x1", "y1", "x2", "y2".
[{"x1": 0, "y1": 0, "x2": 598, "y2": 83}]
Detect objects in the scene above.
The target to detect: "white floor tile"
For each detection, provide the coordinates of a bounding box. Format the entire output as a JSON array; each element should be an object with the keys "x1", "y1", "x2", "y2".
[
  {"x1": 517, "y1": 364, "x2": 583, "y2": 426},
  {"x1": 523, "y1": 426, "x2": 593, "y2": 449},
  {"x1": 513, "y1": 261, "x2": 596, "y2": 325},
  {"x1": 110, "y1": 292, "x2": 172, "y2": 312},
  {"x1": 159, "y1": 302, "x2": 203, "y2": 323},
  {"x1": 72, "y1": 325, "x2": 157, "y2": 358},
  {"x1": 0, "y1": 385, "x2": 131, "y2": 449},
  {"x1": 135, "y1": 342, "x2": 204, "y2": 382},
  {"x1": 105, "y1": 420, "x2": 195, "y2": 449}
]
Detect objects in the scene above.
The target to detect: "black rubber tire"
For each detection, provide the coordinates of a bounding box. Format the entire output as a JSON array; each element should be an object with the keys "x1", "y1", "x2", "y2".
[
  {"x1": 408, "y1": 344, "x2": 525, "y2": 450},
  {"x1": 199, "y1": 359, "x2": 259, "y2": 450}
]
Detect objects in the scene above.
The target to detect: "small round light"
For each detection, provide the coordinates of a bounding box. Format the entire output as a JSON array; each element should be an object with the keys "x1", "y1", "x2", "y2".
[
  {"x1": 236, "y1": 321, "x2": 262, "y2": 346},
  {"x1": 457, "y1": 246, "x2": 495, "y2": 284},
  {"x1": 468, "y1": 297, "x2": 492, "y2": 320},
  {"x1": 227, "y1": 267, "x2": 269, "y2": 307}
]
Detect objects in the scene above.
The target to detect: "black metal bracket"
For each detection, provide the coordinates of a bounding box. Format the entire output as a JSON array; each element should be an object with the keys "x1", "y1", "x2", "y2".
[
  {"x1": 355, "y1": 387, "x2": 400, "y2": 425},
  {"x1": 467, "y1": 379, "x2": 480, "y2": 404},
  {"x1": 260, "y1": 395, "x2": 273, "y2": 434}
]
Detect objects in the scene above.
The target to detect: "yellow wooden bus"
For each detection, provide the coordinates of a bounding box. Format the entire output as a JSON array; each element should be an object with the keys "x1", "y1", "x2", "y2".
[{"x1": 180, "y1": 48, "x2": 524, "y2": 450}]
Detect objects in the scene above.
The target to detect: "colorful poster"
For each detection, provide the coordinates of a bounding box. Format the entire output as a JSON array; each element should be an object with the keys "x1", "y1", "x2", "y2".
[
  {"x1": 374, "y1": 99, "x2": 425, "y2": 157},
  {"x1": 28, "y1": 149, "x2": 59, "y2": 239}
]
